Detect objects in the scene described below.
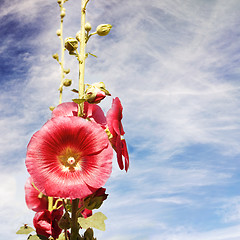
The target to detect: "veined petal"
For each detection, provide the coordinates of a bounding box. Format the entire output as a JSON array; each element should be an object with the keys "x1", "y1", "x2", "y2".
[{"x1": 26, "y1": 116, "x2": 113, "y2": 199}]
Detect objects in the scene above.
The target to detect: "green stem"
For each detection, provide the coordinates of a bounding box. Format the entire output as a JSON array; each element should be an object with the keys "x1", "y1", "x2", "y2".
[
  {"x1": 48, "y1": 196, "x2": 54, "y2": 211},
  {"x1": 59, "y1": 1, "x2": 65, "y2": 104},
  {"x1": 78, "y1": 0, "x2": 87, "y2": 116},
  {"x1": 71, "y1": 198, "x2": 80, "y2": 239}
]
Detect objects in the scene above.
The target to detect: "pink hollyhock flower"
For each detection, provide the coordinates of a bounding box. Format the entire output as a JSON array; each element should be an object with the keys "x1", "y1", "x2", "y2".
[
  {"x1": 26, "y1": 116, "x2": 113, "y2": 199},
  {"x1": 106, "y1": 97, "x2": 129, "y2": 172},
  {"x1": 25, "y1": 177, "x2": 48, "y2": 212},
  {"x1": 33, "y1": 209, "x2": 62, "y2": 239},
  {"x1": 52, "y1": 102, "x2": 106, "y2": 127}
]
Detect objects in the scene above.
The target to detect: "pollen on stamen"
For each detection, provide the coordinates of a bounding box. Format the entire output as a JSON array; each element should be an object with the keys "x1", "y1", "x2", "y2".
[{"x1": 67, "y1": 157, "x2": 75, "y2": 165}]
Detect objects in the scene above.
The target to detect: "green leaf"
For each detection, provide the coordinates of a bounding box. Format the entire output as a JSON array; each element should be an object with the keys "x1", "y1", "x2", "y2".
[
  {"x1": 78, "y1": 212, "x2": 107, "y2": 231},
  {"x1": 16, "y1": 225, "x2": 35, "y2": 234},
  {"x1": 72, "y1": 98, "x2": 85, "y2": 104}
]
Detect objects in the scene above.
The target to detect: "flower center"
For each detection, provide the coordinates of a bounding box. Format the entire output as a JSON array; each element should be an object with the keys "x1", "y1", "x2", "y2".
[
  {"x1": 58, "y1": 147, "x2": 82, "y2": 171},
  {"x1": 67, "y1": 157, "x2": 75, "y2": 165}
]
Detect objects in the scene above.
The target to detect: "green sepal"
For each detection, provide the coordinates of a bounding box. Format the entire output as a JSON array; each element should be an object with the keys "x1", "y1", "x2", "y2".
[
  {"x1": 16, "y1": 225, "x2": 35, "y2": 234},
  {"x1": 78, "y1": 212, "x2": 107, "y2": 231},
  {"x1": 85, "y1": 196, "x2": 104, "y2": 210},
  {"x1": 72, "y1": 98, "x2": 85, "y2": 104}
]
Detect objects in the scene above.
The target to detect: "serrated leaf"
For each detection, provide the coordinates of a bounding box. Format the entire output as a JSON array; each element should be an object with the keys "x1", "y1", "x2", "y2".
[
  {"x1": 72, "y1": 98, "x2": 85, "y2": 104},
  {"x1": 78, "y1": 212, "x2": 107, "y2": 231},
  {"x1": 16, "y1": 225, "x2": 35, "y2": 234}
]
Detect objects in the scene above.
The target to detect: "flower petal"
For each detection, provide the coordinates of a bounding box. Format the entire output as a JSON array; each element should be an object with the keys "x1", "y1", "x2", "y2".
[
  {"x1": 25, "y1": 177, "x2": 48, "y2": 212},
  {"x1": 52, "y1": 102, "x2": 78, "y2": 118}
]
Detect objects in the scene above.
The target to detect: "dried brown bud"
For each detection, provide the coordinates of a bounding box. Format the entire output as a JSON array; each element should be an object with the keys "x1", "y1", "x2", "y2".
[{"x1": 64, "y1": 37, "x2": 78, "y2": 52}]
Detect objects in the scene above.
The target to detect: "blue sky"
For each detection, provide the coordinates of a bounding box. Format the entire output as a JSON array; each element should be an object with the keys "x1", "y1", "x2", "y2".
[{"x1": 1, "y1": 0, "x2": 240, "y2": 239}]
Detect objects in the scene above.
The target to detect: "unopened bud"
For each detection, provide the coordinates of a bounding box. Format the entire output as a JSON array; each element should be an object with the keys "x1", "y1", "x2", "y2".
[
  {"x1": 58, "y1": 212, "x2": 71, "y2": 229},
  {"x1": 63, "y1": 79, "x2": 72, "y2": 87},
  {"x1": 60, "y1": 8, "x2": 66, "y2": 18},
  {"x1": 57, "y1": 0, "x2": 61, "y2": 4},
  {"x1": 64, "y1": 68, "x2": 70, "y2": 74},
  {"x1": 84, "y1": 228, "x2": 95, "y2": 239},
  {"x1": 85, "y1": 22, "x2": 92, "y2": 32},
  {"x1": 65, "y1": 37, "x2": 78, "y2": 52},
  {"x1": 49, "y1": 106, "x2": 55, "y2": 111},
  {"x1": 96, "y1": 24, "x2": 112, "y2": 36},
  {"x1": 56, "y1": 29, "x2": 61, "y2": 36},
  {"x1": 52, "y1": 53, "x2": 59, "y2": 61},
  {"x1": 76, "y1": 31, "x2": 81, "y2": 42}
]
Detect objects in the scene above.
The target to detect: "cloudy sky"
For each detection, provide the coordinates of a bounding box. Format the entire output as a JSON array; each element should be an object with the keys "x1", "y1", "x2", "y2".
[{"x1": 1, "y1": 0, "x2": 240, "y2": 239}]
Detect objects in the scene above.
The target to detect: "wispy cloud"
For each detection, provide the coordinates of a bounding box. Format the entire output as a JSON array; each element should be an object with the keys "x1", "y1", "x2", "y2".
[{"x1": 1, "y1": 0, "x2": 240, "y2": 239}]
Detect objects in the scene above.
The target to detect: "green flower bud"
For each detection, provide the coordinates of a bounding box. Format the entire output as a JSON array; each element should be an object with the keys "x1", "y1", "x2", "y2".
[
  {"x1": 96, "y1": 24, "x2": 112, "y2": 36},
  {"x1": 52, "y1": 53, "x2": 59, "y2": 61},
  {"x1": 60, "y1": 8, "x2": 66, "y2": 18},
  {"x1": 85, "y1": 22, "x2": 92, "y2": 32},
  {"x1": 76, "y1": 31, "x2": 81, "y2": 42},
  {"x1": 64, "y1": 37, "x2": 78, "y2": 52},
  {"x1": 63, "y1": 79, "x2": 72, "y2": 87},
  {"x1": 49, "y1": 106, "x2": 55, "y2": 111},
  {"x1": 56, "y1": 29, "x2": 61, "y2": 36},
  {"x1": 64, "y1": 68, "x2": 70, "y2": 74}
]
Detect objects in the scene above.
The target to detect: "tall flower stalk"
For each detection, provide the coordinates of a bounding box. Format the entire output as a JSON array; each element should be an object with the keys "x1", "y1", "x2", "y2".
[{"x1": 19, "y1": 0, "x2": 130, "y2": 239}]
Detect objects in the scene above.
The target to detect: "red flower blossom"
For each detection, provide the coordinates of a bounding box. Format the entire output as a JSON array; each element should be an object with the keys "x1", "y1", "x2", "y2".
[
  {"x1": 106, "y1": 97, "x2": 129, "y2": 171},
  {"x1": 25, "y1": 177, "x2": 48, "y2": 212},
  {"x1": 26, "y1": 116, "x2": 113, "y2": 199},
  {"x1": 52, "y1": 102, "x2": 106, "y2": 127},
  {"x1": 33, "y1": 209, "x2": 62, "y2": 239}
]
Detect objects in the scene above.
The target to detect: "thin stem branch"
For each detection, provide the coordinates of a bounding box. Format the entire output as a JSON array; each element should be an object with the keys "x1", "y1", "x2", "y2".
[{"x1": 48, "y1": 196, "x2": 54, "y2": 211}]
